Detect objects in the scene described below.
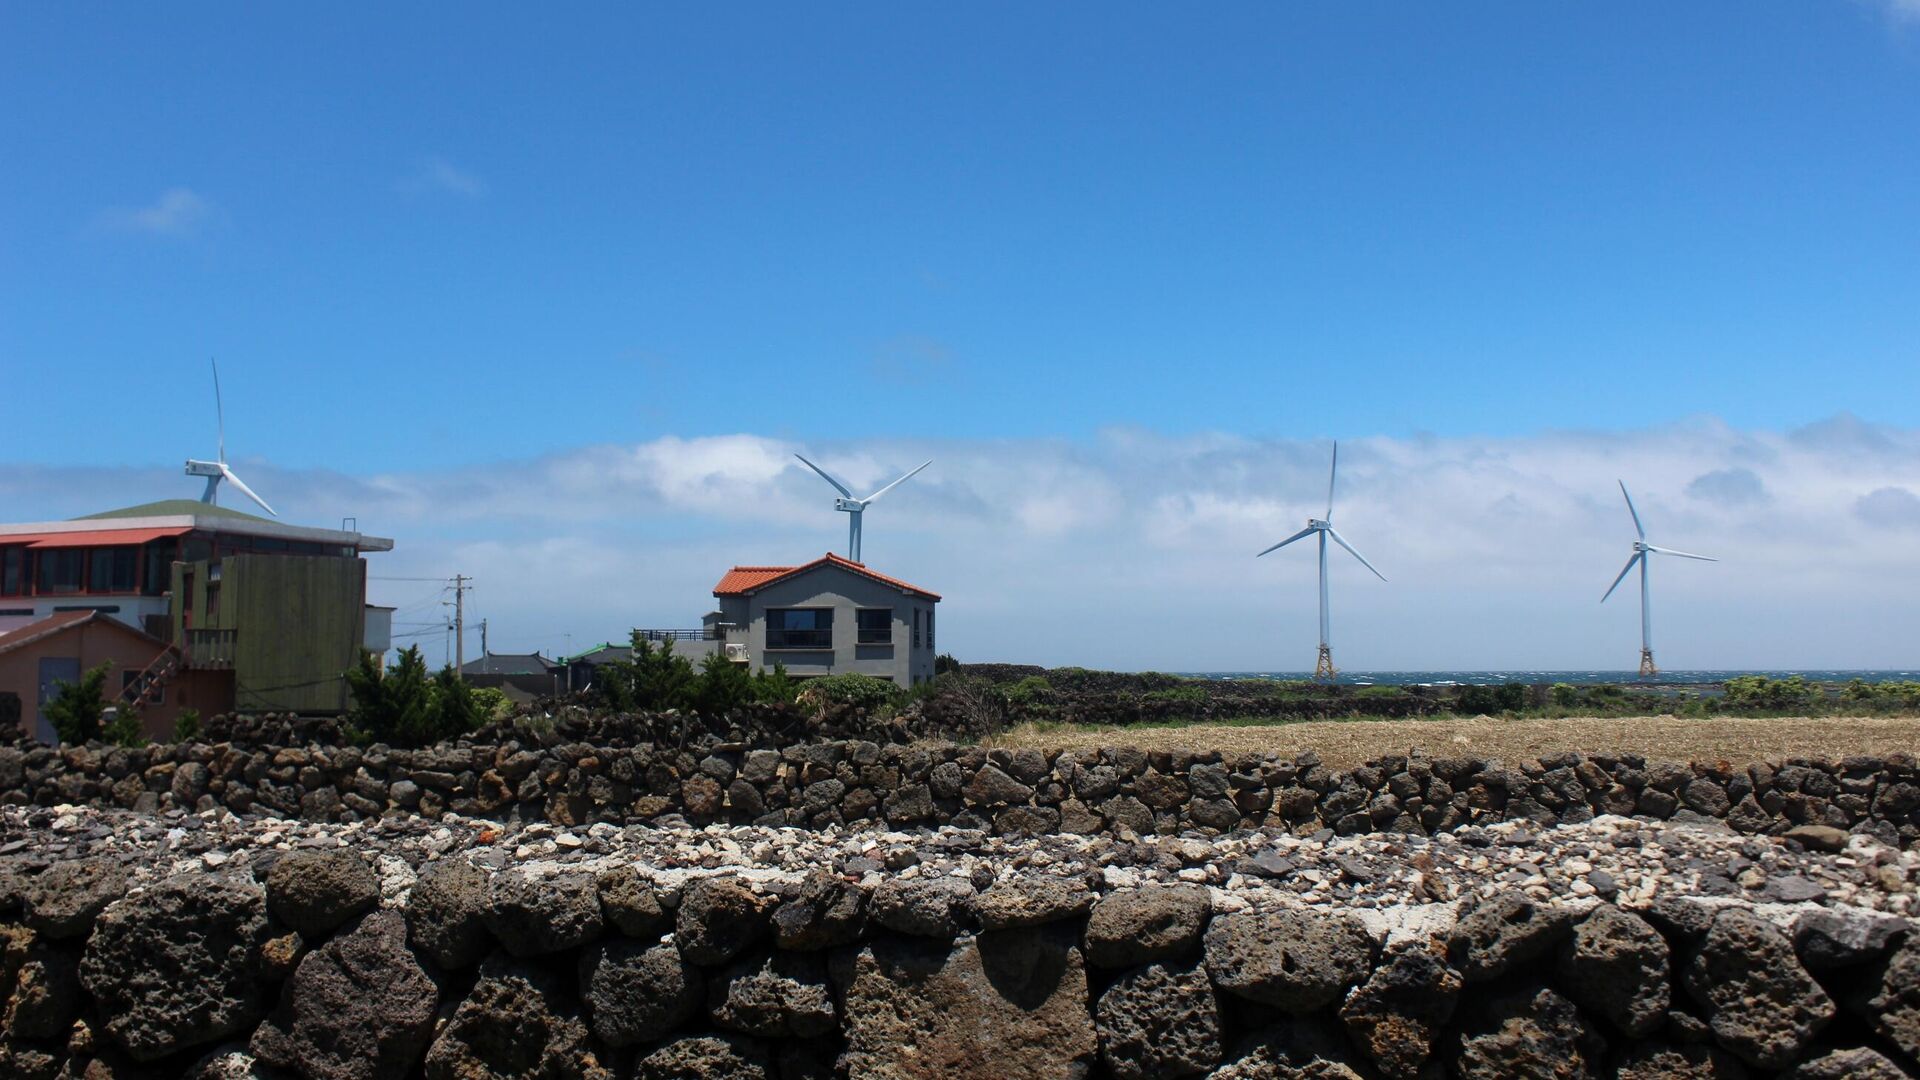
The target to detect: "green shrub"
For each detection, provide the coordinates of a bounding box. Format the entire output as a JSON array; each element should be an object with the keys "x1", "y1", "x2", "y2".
[
  {"x1": 345, "y1": 646, "x2": 488, "y2": 747},
  {"x1": 694, "y1": 650, "x2": 757, "y2": 716},
  {"x1": 172, "y1": 708, "x2": 202, "y2": 742},
  {"x1": 469, "y1": 687, "x2": 511, "y2": 722},
  {"x1": 44, "y1": 661, "x2": 112, "y2": 745},
  {"x1": 595, "y1": 635, "x2": 698, "y2": 712},
  {"x1": 103, "y1": 708, "x2": 146, "y2": 748},
  {"x1": 1723, "y1": 675, "x2": 1817, "y2": 711},
  {"x1": 799, "y1": 673, "x2": 898, "y2": 713},
  {"x1": 1550, "y1": 683, "x2": 1580, "y2": 708},
  {"x1": 754, "y1": 663, "x2": 799, "y2": 705}
]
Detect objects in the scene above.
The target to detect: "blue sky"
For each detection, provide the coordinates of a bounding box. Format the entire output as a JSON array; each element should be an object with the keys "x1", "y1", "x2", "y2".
[{"x1": 5, "y1": 5, "x2": 1920, "y2": 669}]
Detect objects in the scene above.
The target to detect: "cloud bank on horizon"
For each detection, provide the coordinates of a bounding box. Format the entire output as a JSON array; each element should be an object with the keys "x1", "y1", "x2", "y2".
[{"x1": 7, "y1": 415, "x2": 1917, "y2": 672}]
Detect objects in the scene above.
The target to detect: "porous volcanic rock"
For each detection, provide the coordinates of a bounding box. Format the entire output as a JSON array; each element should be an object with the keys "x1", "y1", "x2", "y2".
[
  {"x1": 1782, "y1": 1047, "x2": 1913, "y2": 1079},
  {"x1": 1338, "y1": 944, "x2": 1463, "y2": 1080},
  {"x1": 633, "y1": 1034, "x2": 773, "y2": 1080},
  {"x1": 1453, "y1": 986, "x2": 1605, "y2": 1079},
  {"x1": 1211, "y1": 1018, "x2": 1367, "y2": 1080},
  {"x1": 675, "y1": 877, "x2": 774, "y2": 965},
  {"x1": 1084, "y1": 884, "x2": 1211, "y2": 968},
  {"x1": 577, "y1": 940, "x2": 703, "y2": 1047},
  {"x1": 1683, "y1": 909, "x2": 1835, "y2": 1069},
  {"x1": 79, "y1": 872, "x2": 272, "y2": 1062},
  {"x1": 1613, "y1": 1043, "x2": 1751, "y2": 1080},
  {"x1": 423, "y1": 954, "x2": 608, "y2": 1080},
  {"x1": 869, "y1": 876, "x2": 975, "y2": 938},
  {"x1": 1445, "y1": 891, "x2": 1578, "y2": 983},
  {"x1": 1851, "y1": 933, "x2": 1920, "y2": 1062},
  {"x1": 973, "y1": 876, "x2": 1095, "y2": 929},
  {"x1": 835, "y1": 923, "x2": 1096, "y2": 1080},
  {"x1": 404, "y1": 858, "x2": 492, "y2": 970},
  {"x1": 708, "y1": 950, "x2": 837, "y2": 1038},
  {"x1": 1093, "y1": 958, "x2": 1221, "y2": 1080},
  {"x1": 1555, "y1": 904, "x2": 1669, "y2": 1036},
  {"x1": 482, "y1": 868, "x2": 604, "y2": 957},
  {"x1": 249, "y1": 910, "x2": 438, "y2": 1080},
  {"x1": 772, "y1": 870, "x2": 868, "y2": 951},
  {"x1": 1203, "y1": 907, "x2": 1374, "y2": 1013},
  {"x1": 264, "y1": 849, "x2": 379, "y2": 939},
  {"x1": 595, "y1": 865, "x2": 669, "y2": 939},
  {"x1": 23, "y1": 856, "x2": 127, "y2": 939},
  {"x1": 3, "y1": 935, "x2": 81, "y2": 1039},
  {"x1": 1791, "y1": 908, "x2": 1907, "y2": 972}
]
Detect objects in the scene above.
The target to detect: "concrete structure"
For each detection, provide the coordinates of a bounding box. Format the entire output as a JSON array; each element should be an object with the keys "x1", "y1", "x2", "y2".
[
  {"x1": 0, "y1": 611, "x2": 232, "y2": 742},
  {"x1": 0, "y1": 500, "x2": 394, "y2": 725},
  {"x1": 711, "y1": 553, "x2": 940, "y2": 686}
]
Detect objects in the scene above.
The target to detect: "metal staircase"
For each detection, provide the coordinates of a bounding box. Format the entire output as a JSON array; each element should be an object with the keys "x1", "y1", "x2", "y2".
[{"x1": 119, "y1": 646, "x2": 181, "y2": 710}]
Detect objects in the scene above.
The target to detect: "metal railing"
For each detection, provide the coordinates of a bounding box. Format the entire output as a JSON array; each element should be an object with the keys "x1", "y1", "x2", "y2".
[
  {"x1": 632, "y1": 627, "x2": 736, "y2": 642},
  {"x1": 184, "y1": 628, "x2": 238, "y2": 667},
  {"x1": 767, "y1": 628, "x2": 833, "y2": 649},
  {"x1": 857, "y1": 628, "x2": 893, "y2": 644}
]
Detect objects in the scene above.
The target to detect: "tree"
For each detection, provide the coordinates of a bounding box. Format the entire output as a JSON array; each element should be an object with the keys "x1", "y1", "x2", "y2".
[
  {"x1": 753, "y1": 662, "x2": 798, "y2": 705},
  {"x1": 44, "y1": 662, "x2": 112, "y2": 745},
  {"x1": 345, "y1": 646, "x2": 437, "y2": 747},
  {"x1": 595, "y1": 634, "x2": 698, "y2": 712},
  {"x1": 694, "y1": 650, "x2": 756, "y2": 716},
  {"x1": 431, "y1": 666, "x2": 484, "y2": 741}
]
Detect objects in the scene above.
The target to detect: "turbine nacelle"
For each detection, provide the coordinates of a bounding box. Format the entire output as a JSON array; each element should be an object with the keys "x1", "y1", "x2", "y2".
[
  {"x1": 796, "y1": 453, "x2": 932, "y2": 564},
  {"x1": 834, "y1": 497, "x2": 866, "y2": 513},
  {"x1": 182, "y1": 360, "x2": 277, "y2": 517}
]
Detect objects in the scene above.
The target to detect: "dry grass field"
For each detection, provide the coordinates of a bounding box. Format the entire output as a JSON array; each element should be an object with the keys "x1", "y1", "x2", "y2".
[{"x1": 987, "y1": 714, "x2": 1920, "y2": 769}]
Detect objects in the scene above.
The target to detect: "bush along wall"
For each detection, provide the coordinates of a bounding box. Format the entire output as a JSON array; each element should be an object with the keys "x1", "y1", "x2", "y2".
[
  {"x1": 2, "y1": 737, "x2": 1917, "y2": 848},
  {"x1": 0, "y1": 849, "x2": 1915, "y2": 1079}
]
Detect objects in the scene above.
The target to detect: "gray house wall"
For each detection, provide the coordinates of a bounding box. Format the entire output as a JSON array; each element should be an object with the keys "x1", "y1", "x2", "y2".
[{"x1": 726, "y1": 564, "x2": 936, "y2": 686}]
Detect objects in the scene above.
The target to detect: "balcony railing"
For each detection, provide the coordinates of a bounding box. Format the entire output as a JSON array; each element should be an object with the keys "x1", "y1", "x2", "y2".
[
  {"x1": 633, "y1": 628, "x2": 720, "y2": 642},
  {"x1": 184, "y1": 628, "x2": 237, "y2": 667},
  {"x1": 767, "y1": 628, "x2": 833, "y2": 650},
  {"x1": 857, "y1": 628, "x2": 893, "y2": 644}
]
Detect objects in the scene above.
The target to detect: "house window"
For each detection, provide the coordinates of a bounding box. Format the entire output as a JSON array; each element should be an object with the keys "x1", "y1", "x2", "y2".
[
  {"x1": 1, "y1": 548, "x2": 22, "y2": 596},
  {"x1": 142, "y1": 540, "x2": 175, "y2": 597},
  {"x1": 88, "y1": 547, "x2": 138, "y2": 594},
  {"x1": 35, "y1": 550, "x2": 84, "y2": 595},
  {"x1": 121, "y1": 670, "x2": 164, "y2": 706},
  {"x1": 913, "y1": 609, "x2": 921, "y2": 648},
  {"x1": 855, "y1": 608, "x2": 892, "y2": 645},
  {"x1": 926, "y1": 608, "x2": 934, "y2": 650},
  {"x1": 766, "y1": 608, "x2": 833, "y2": 649}
]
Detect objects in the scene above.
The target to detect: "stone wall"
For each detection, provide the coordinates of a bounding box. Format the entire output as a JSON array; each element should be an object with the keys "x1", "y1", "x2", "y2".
[
  {"x1": 1, "y1": 847, "x2": 1914, "y2": 1079},
  {"x1": 3, "y1": 739, "x2": 1917, "y2": 847}
]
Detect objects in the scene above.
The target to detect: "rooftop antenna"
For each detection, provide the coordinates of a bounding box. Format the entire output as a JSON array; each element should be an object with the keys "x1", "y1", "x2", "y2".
[
  {"x1": 1255, "y1": 441, "x2": 1385, "y2": 681},
  {"x1": 184, "y1": 358, "x2": 276, "y2": 516},
  {"x1": 1602, "y1": 480, "x2": 1716, "y2": 678},
  {"x1": 794, "y1": 452, "x2": 932, "y2": 564}
]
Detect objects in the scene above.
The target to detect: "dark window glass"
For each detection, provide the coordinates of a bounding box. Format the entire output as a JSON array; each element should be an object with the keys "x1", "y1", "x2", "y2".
[
  {"x1": 1, "y1": 548, "x2": 21, "y2": 596},
  {"x1": 36, "y1": 550, "x2": 84, "y2": 594},
  {"x1": 927, "y1": 609, "x2": 934, "y2": 649},
  {"x1": 855, "y1": 608, "x2": 892, "y2": 644},
  {"x1": 766, "y1": 608, "x2": 833, "y2": 648},
  {"x1": 182, "y1": 537, "x2": 212, "y2": 563},
  {"x1": 87, "y1": 547, "x2": 138, "y2": 593},
  {"x1": 913, "y1": 609, "x2": 921, "y2": 648},
  {"x1": 143, "y1": 541, "x2": 174, "y2": 596}
]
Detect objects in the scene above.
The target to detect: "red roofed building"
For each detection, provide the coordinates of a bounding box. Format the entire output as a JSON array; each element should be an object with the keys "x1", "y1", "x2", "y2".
[
  {"x1": 0, "y1": 610, "x2": 233, "y2": 742},
  {"x1": 707, "y1": 553, "x2": 941, "y2": 686}
]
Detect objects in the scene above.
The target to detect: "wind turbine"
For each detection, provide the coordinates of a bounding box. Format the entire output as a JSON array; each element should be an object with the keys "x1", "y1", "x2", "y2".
[
  {"x1": 794, "y1": 453, "x2": 932, "y2": 564},
  {"x1": 1256, "y1": 441, "x2": 1385, "y2": 681},
  {"x1": 1602, "y1": 481, "x2": 1714, "y2": 678},
  {"x1": 184, "y1": 359, "x2": 277, "y2": 516}
]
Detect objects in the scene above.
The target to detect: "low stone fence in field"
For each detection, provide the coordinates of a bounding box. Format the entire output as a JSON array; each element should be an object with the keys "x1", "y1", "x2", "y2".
[
  {"x1": 3, "y1": 739, "x2": 1918, "y2": 847},
  {"x1": 2, "y1": 845, "x2": 1915, "y2": 1079}
]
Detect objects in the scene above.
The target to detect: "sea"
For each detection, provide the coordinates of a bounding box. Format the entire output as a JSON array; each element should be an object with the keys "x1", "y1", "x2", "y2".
[{"x1": 1178, "y1": 670, "x2": 1920, "y2": 687}]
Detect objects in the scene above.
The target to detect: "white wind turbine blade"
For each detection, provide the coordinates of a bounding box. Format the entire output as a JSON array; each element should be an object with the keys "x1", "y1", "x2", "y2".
[
  {"x1": 1601, "y1": 551, "x2": 1642, "y2": 603},
  {"x1": 211, "y1": 357, "x2": 227, "y2": 463},
  {"x1": 861, "y1": 459, "x2": 932, "y2": 504},
  {"x1": 1256, "y1": 526, "x2": 1316, "y2": 558},
  {"x1": 1645, "y1": 545, "x2": 1717, "y2": 562},
  {"x1": 1618, "y1": 480, "x2": 1645, "y2": 539},
  {"x1": 218, "y1": 463, "x2": 277, "y2": 517},
  {"x1": 1325, "y1": 441, "x2": 1338, "y2": 519},
  {"x1": 793, "y1": 454, "x2": 853, "y2": 498},
  {"x1": 1327, "y1": 527, "x2": 1387, "y2": 581}
]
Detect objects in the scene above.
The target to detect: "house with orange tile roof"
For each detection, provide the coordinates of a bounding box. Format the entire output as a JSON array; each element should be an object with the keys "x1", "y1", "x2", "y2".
[{"x1": 706, "y1": 553, "x2": 941, "y2": 686}]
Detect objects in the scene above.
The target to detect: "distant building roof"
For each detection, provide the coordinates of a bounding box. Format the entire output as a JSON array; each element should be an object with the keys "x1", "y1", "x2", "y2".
[
  {"x1": 0, "y1": 610, "x2": 167, "y2": 658},
  {"x1": 0, "y1": 501, "x2": 393, "y2": 553},
  {"x1": 460, "y1": 652, "x2": 555, "y2": 676},
  {"x1": 714, "y1": 553, "x2": 941, "y2": 601},
  {"x1": 561, "y1": 643, "x2": 632, "y2": 666}
]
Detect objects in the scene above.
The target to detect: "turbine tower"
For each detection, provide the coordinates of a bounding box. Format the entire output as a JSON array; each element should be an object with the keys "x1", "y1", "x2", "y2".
[
  {"x1": 184, "y1": 359, "x2": 277, "y2": 516},
  {"x1": 1602, "y1": 481, "x2": 1715, "y2": 678},
  {"x1": 1256, "y1": 442, "x2": 1385, "y2": 681},
  {"x1": 794, "y1": 453, "x2": 932, "y2": 564}
]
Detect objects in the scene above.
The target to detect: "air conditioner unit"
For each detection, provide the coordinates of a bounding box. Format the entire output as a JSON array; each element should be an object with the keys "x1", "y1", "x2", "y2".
[{"x1": 725, "y1": 643, "x2": 749, "y2": 662}]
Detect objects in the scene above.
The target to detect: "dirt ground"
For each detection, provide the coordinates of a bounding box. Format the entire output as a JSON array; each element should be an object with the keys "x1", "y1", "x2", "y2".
[{"x1": 986, "y1": 715, "x2": 1920, "y2": 769}]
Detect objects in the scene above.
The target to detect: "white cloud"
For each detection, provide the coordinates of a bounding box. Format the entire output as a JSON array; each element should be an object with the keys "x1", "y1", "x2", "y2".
[
  {"x1": 399, "y1": 156, "x2": 486, "y2": 198},
  {"x1": 7, "y1": 416, "x2": 1920, "y2": 671},
  {"x1": 90, "y1": 188, "x2": 213, "y2": 236}
]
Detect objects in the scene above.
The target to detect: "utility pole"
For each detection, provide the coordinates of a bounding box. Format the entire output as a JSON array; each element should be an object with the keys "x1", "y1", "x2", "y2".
[{"x1": 452, "y1": 575, "x2": 470, "y2": 676}]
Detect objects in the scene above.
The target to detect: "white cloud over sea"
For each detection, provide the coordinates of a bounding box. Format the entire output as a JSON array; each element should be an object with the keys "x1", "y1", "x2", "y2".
[{"x1": 8, "y1": 414, "x2": 1920, "y2": 672}]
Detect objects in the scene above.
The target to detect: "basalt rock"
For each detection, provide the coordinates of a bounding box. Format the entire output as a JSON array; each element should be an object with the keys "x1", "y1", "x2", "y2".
[
  {"x1": 577, "y1": 939, "x2": 703, "y2": 1047},
  {"x1": 249, "y1": 910, "x2": 437, "y2": 1080},
  {"x1": 482, "y1": 868, "x2": 604, "y2": 957},
  {"x1": 1094, "y1": 958, "x2": 1222, "y2": 1080},
  {"x1": 1084, "y1": 884, "x2": 1211, "y2": 968},
  {"x1": 23, "y1": 857, "x2": 128, "y2": 939},
  {"x1": 264, "y1": 849, "x2": 379, "y2": 939},
  {"x1": 1203, "y1": 907, "x2": 1374, "y2": 1013},
  {"x1": 1683, "y1": 909, "x2": 1835, "y2": 1069},
  {"x1": 404, "y1": 859, "x2": 492, "y2": 970},
  {"x1": 1339, "y1": 944, "x2": 1463, "y2": 1080},
  {"x1": 423, "y1": 954, "x2": 608, "y2": 1080},
  {"x1": 1555, "y1": 905, "x2": 1669, "y2": 1037},
  {"x1": 1446, "y1": 890, "x2": 1578, "y2": 983}
]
